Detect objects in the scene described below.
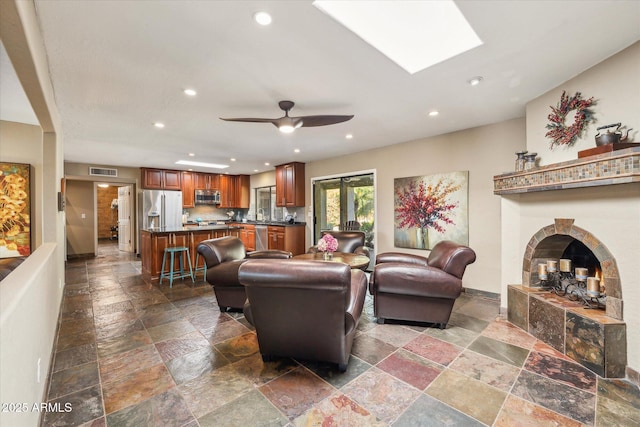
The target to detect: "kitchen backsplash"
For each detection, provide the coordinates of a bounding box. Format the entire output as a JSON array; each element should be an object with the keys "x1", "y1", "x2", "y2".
[{"x1": 184, "y1": 206, "x2": 249, "y2": 223}]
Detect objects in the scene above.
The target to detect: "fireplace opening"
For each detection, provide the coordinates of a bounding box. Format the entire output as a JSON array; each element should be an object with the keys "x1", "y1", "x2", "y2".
[{"x1": 562, "y1": 239, "x2": 601, "y2": 278}]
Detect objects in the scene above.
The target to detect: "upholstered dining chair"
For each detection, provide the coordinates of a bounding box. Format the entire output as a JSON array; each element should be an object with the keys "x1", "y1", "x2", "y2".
[{"x1": 369, "y1": 240, "x2": 476, "y2": 329}]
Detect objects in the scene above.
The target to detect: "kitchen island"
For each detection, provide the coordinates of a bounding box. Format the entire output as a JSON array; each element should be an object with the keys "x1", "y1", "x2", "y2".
[
  {"x1": 140, "y1": 224, "x2": 243, "y2": 283},
  {"x1": 140, "y1": 222, "x2": 307, "y2": 283}
]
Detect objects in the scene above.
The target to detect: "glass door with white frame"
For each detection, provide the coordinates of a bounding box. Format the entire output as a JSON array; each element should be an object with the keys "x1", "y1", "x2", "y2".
[{"x1": 313, "y1": 173, "x2": 375, "y2": 263}]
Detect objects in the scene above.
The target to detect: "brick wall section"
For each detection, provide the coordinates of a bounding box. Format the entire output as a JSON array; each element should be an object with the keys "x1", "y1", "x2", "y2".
[{"x1": 97, "y1": 186, "x2": 119, "y2": 238}]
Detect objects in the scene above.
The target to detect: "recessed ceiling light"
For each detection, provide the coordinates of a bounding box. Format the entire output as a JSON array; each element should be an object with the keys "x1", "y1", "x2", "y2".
[
  {"x1": 98, "y1": 183, "x2": 109, "y2": 188},
  {"x1": 230, "y1": 158, "x2": 236, "y2": 162},
  {"x1": 468, "y1": 76, "x2": 483, "y2": 86},
  {"x1": 254, "y1": 11, "x2": 272, "y2": 26},
  {"x1": 264, "y1": 162, "x2": 270, "y2": 166},
  {"x1": 345, "y1": 134, "x2": 353, "y2": 139},
  {"x1": 175, "y1": 160, "x2": 229, "y2": 169},
  {"x1": 188, "y1": 153, "x2": 195, "y2": 157},
  {"x1": 183, "y1": 89, "x2": 197, "y2": 96},
  {"x1": 188, "y1": 168, "x2": 193, "y2": 171},
  {"x1": 428, "y1": 111, "x2": 439, "y2": 117},
  {"x1": 294, "y1": 149, "x2": 300, "y2": 153},
  {"x1": 254, "y1": 169, "x2": 259, "y2": 172},
  {"x1": 313, "y1": 0, "x2": 482, "y2": 74},
  {"x1": 153, "y1": 122, "x2": 165, "y2": 128}
]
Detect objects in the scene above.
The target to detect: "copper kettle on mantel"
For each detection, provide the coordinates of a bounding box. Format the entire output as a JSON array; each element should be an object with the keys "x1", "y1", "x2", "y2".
[{"x1": 595, "y1": 123, "x2": 633, "y2": 146}]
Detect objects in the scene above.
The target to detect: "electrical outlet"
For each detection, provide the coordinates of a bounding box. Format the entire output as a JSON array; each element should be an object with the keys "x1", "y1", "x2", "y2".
[
  {"x1": 37, "y1": 358, "x2": 41, "y2": 383},
  {"x1": 81, "y1": 213, "x2": 86, "y2": 219}
]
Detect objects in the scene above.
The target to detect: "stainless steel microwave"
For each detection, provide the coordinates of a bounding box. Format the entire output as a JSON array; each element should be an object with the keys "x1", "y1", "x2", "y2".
[{"x1": 195, "y1": 189, "x2": 220, "y2": 205}]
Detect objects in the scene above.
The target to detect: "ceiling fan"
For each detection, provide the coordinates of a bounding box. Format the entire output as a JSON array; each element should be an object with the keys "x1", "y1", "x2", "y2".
[{"x1": 220, "y1": 100, "x2": 354, "y2": 133}]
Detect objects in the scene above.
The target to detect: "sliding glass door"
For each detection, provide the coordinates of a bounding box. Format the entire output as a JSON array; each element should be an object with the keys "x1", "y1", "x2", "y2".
[{"x1": 313, "y1": 173, "x2": 375, "y2": 250}]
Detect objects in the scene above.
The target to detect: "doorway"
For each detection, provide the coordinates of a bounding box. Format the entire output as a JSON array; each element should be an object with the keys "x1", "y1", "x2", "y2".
[
  {"x1": 95, "y1": 183, "x2": 134, "y2": 254},
  {"x1": 312, "y1": 172, "x2": 375, "y2": 263}
]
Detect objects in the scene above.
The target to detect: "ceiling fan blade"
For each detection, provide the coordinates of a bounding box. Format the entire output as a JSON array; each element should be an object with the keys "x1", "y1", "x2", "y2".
[
  {"x1": 219, "y1": 117, "x2": 277, "y2": 124},
  {"x1": 295, "y1": 115, "x2": 354, "y2": 127}
]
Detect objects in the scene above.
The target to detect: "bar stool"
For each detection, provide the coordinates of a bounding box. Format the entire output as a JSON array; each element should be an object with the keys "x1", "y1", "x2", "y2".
[
  {"x1": 159, "y1": 246, "x2": 194, "y2": 287},
  {"x1": 194, "y1": 251, "x2": 207, "y2": 280}
]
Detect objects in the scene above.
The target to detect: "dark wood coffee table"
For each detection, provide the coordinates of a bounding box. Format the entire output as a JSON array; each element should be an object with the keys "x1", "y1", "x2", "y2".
[{"x1": 294, "y1": 252, "x2": 370, "y2": 270}]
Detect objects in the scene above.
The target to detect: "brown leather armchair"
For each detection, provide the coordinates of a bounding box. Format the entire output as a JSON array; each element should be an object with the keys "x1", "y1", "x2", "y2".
[
  {"x1": 308, "y1": 230, "x2": 370, "y2": 258},
  {"x1": 197, "y1": 236, "x2": 291, "y2": 311},
  {"x1": 369, "y1": 240, "x2": 476, "y2": 329},
  {"x1": 239, "y1": 259, "x2": 367, "y2": 372}
]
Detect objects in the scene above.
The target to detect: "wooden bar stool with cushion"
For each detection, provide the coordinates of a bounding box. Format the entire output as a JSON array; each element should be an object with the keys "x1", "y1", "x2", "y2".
[{"x1": 160, "y1": 246, "x2": 194, "y2": 287}]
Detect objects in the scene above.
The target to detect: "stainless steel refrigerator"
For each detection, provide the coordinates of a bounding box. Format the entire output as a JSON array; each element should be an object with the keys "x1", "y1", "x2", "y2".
[{"x1": 140, "y1": 189, "x2": 183, "y2": 230}]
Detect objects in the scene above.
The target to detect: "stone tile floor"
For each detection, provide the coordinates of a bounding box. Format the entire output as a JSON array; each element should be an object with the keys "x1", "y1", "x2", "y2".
[{"x1": 42, "y1": 241, "x2": 640, "y2": 426}]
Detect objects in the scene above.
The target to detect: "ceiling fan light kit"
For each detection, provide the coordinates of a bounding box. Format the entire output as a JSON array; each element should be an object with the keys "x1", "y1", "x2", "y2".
[{"x1": 220, "y1": 100, "x2": 353, "y2": 133}]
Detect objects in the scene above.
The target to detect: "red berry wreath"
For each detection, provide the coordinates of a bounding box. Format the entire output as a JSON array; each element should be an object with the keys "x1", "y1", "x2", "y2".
[{"x1": 545, "y1": 91, "x2": 596, "y2": 149}]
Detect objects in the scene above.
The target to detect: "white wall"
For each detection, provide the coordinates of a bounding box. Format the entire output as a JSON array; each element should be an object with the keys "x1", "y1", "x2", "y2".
[
  {"x1": 1, "y1": 2, "x2": 66, "y2": 425},
  {"x1": 526, "y1": 42, "x2": 639, "y2": 165},
  {"x1": 306, "y1": 118, "x2": 526, "y2": 295}
]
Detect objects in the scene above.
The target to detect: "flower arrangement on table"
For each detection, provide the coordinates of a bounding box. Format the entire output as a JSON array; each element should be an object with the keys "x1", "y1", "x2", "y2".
[
  {"x1": 317, "y1": 234, "x2": 339, "y2": 259},
  {"x1": 395, "y1": 178, "x2": 459, "y2": 249}
]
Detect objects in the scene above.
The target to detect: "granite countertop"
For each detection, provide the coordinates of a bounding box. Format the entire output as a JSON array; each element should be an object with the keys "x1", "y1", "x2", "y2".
[
  {"x1": 141, "y1": 224, "x2": 243, "y2": 233},
  {"x1": 142, "y1": 221, "x2": 306, "y2": 234},
  {"x1": 183, "y1": 220, "x2": 306, "y2": 227}
]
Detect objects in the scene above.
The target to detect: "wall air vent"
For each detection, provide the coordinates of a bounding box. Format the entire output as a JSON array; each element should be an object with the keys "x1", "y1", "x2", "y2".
[{"x1": 89, "y1": 167, "x2": 118, "y2": 177}]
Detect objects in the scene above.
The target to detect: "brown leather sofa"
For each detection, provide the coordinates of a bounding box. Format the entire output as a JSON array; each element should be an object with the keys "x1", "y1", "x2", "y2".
[
  {"x1": 239, "y1": 259, "x2": 367, "y2": 371},
  {"x1": 308, "y1": 230, "x2": 370, "y2": 258},
  {"x1": 369, "y1": 240, "x2": 476, "y2": 329},
  {"x1": 197, "y1": 236, "x2": 291, "y2": 311}
]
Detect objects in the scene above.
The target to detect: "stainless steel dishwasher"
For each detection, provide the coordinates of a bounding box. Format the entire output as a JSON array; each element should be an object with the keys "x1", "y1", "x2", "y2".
[{"x1": 255, "y1": 225, "x2": 268, "y2": 251}]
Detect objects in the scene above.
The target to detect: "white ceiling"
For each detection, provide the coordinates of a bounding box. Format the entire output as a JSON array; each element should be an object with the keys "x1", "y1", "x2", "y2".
[{"x1": 2, "y1": 1, "x2": 639, "y2": 175}]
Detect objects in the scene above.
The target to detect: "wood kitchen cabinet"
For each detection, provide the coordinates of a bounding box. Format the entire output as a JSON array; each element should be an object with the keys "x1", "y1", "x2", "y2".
[
  {"x1": 267, "y1": 225, "x2": 305, "y2": 255},
  {"x1": 231, "y1": 223, "x2": 255, "y2": 251},
  {"x1": 195, "y1": 173, "x2": 220, "y2": 190},
  {"x1": 181, "y1": 171, "x2": 195, "y2": 208},
  {"x1": 275, "y1": 162, "x2": 305, "y2": 207},
  {"x1": 219, "y1": 175, "x2": 250, "y2": 209},
  {"x1": 267, "y1": 226, "x2": 286, "y2": 251},
  {"x1": 141, "y1": 168, "x2": 182, "y2": 190}
]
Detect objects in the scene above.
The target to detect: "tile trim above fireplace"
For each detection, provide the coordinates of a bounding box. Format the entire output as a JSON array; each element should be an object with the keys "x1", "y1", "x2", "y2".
[{"x1": 493, "y1": 146, "x2": 640, "y2": 195}]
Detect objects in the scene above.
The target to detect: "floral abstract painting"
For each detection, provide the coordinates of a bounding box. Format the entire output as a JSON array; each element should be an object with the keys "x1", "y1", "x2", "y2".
[
  {"x1": 394, "y1": 171, "x2": 468, "y2": 250},
  {"x1": 1, "y1": 163, "x2": 31, "y2": 258}
]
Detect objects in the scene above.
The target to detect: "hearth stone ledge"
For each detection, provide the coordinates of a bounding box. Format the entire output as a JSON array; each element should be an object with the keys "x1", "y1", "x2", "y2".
[{"x1": 508, "y1": 284, "x2": 627, "y2": 378}]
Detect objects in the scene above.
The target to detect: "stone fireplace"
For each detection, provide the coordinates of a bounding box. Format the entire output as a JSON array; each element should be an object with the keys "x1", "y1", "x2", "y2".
[
  {"x1": 495, "y1": 146, "x2": 639, "y2": 379},
  {"x1": 508, "y1": 218, "x2": 626, "y2": 378}
]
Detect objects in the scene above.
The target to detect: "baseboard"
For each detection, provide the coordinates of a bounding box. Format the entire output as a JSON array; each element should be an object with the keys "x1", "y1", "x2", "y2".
[{"x1": 463, "y1": 287, "x2": 500, "y2": 300}]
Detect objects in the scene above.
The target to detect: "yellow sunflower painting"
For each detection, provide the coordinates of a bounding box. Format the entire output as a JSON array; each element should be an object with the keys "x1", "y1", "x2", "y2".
[{"x1": 1, "y1": 163, "x2": 31, "y2": 258}]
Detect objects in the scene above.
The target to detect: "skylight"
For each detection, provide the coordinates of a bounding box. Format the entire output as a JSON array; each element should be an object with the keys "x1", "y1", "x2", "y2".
[
  {"x1": 175, "y1": 160, "x2": 229, "y2": 169},
  {"x1": 313, "y1": 0, "x2": 483, "y2": 74}
]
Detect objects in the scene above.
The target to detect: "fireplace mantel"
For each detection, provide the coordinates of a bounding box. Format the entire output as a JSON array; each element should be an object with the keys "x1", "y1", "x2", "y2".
[{"x1": 493, "y1": 146, "x2": 640, "y2": 195}]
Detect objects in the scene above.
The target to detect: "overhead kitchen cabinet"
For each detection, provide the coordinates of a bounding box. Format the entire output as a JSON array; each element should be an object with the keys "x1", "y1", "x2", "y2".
[
  {"x1": 275, "y1": 162, "x2": 305, "y2": 207},
  {"x1": 181, "y1": 171, "x2": 195, "y2": 208},
  {"x1": 141, "y1": 168, "x2": 182, "y2": 190},
  {"x1": 195, "y1": 173, "x2": 220, "y2": 191},
  {"x1": 219, "y1": 175, "x2": 250, "y2": 209}
]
